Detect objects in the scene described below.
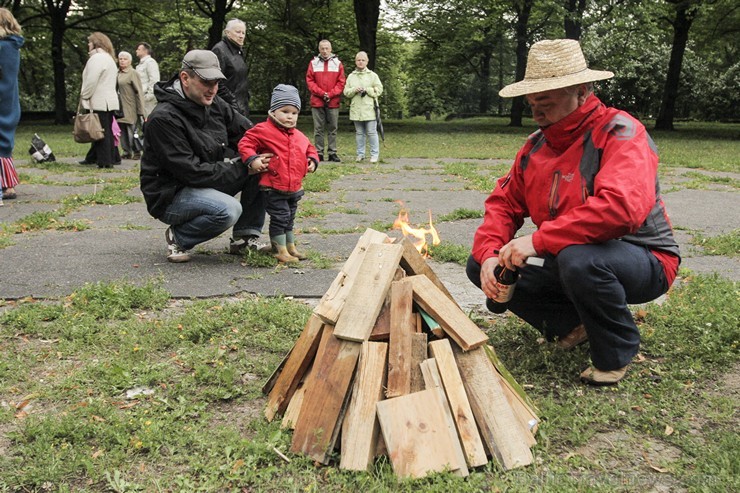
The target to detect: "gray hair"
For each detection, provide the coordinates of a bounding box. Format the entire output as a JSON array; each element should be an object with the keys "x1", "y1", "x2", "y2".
[
  {"x1": 224, "y1": 19, "x2": 245, "y2": 34},
  {"x1": 118, "y1": 51, "x2": 132, "y2": 60}
]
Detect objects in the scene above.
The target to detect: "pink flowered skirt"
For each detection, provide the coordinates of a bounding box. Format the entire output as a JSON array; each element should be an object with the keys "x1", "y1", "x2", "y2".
[{"x1": 1, "y1": 157, "x2": 19, "y2": 189}]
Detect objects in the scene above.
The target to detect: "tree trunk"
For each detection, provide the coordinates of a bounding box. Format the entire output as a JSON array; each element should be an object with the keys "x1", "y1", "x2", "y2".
[
  {"x1": 49, "y1": 1, "x2": 71, "y2": 124},
  {"x1": 353, "y1": 0, "x2": 380, "y2": 70},
  {"x1": 206, "y1": 0, "x2": 232, "y2": 49},
  {"x1": 564, "y1": 0, "x2": 587, "y2": 40},
  {"x1": 479, "y1": 46, "x2": 493, "y2": 114},
  {"x1": 655, "y1": 2, "x2": 698, "y2": 131},
  {"x1": 509, "y1": 0, "x2": 534, "y2": 127}
]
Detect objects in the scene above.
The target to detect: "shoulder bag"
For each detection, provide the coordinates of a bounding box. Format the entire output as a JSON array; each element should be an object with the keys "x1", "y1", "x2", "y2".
[{"x1": 73, "y1": 101, "x2": 105, "y2": 143}]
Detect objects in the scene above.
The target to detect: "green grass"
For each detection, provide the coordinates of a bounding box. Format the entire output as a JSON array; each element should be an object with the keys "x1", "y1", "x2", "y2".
[
  {"x1": 691, "y1": 229, "x2": 740, "y2": 257},
  {"x1": 0, "y1": 273, "x2": 737, "y2": 491},
  {"x1": 15, "y1": 118, "x2": 739, "y2": 171},
  {"x1": 2, "y1": 117, "x2": 737, "y2": 490}
]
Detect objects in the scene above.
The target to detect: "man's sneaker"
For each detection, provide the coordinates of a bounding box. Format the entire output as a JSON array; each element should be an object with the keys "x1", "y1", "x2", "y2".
[
  {"x1": 165, "y1": 227, "x2": 191, "y2": 263},
  {"x1": 328, "y1": 154, "x2": 341, "y2": 162},
  {"x1": 370, "y1": 157, "x2": 379, "y2": 163},
  {"x1": 229, "y1": 235, "x2": 271, "y2": 254}
]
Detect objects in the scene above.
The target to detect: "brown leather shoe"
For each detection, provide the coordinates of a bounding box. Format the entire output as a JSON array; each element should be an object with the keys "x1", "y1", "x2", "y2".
[
  {"x1": 557, "y1": 324, "x2": 588, "y2": 349},
  {"x1": 580, "y1": 365, "x2": 628, "y2": 386}
]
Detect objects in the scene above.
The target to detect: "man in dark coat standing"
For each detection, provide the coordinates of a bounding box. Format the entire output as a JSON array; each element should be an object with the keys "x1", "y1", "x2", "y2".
[{"x1": 211, "y1": 19, "x2": 250, "y2": 117}]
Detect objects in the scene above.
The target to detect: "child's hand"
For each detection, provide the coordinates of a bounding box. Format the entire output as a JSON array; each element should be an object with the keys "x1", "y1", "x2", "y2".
[
  {"x1": 308, "y1": 160, "x2": 316, "y2": 173},
  {"x1": 248, "y1": 153, "x2": 273, "y2": 174}
]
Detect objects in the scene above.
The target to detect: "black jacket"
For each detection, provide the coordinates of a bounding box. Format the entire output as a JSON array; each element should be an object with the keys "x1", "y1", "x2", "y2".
[
  {"x1": 211, "y1": 37, "x2": 250, "y2": 116},
  {"x1": 140, "y1": 75, "x2": 252, "y2": 219}
]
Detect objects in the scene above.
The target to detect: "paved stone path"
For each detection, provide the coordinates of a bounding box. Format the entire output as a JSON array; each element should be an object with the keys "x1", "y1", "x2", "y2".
[{"x1": 1, "y1": 157, "x2": 737, "y2": 312}]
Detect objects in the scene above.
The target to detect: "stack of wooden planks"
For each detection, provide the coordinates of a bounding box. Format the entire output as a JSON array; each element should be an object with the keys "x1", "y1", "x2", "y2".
[{"x1": 263, "y1": 228, "x2": 539, "y2": 478}]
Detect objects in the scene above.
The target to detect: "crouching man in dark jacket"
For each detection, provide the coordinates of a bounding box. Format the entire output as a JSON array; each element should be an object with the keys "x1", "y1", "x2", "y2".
[{"x1": 140, "y1": 50, "x2": 266, "y2": 263}]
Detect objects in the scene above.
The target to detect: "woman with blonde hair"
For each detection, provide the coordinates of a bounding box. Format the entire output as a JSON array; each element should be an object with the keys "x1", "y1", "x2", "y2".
[
  {"x1": 78, "y1": 32, "x2": 120, "y2": 168},
  {"x1": 0, "y1": 8, "x2": 24, "y2": 200},
  {"x1": 343, "y1": 51, "x2": 383, "y2": 163}
]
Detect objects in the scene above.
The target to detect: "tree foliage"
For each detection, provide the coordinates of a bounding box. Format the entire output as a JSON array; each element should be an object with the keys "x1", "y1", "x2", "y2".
[{"x1": 9, "y1": 0, "x2": 740, "y2": 125}]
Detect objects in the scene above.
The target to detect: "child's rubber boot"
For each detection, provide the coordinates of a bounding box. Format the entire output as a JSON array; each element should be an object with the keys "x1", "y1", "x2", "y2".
[
  {"x1": 271, "y1": 234, "x2": 299, "y2": 264},
  {"x1": 285, "y1": 231, "x2": 306, "y2": 260}
]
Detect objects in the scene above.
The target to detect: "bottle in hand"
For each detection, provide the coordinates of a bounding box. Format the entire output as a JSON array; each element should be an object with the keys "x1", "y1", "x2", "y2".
[{"x1": 487, "y1": 264, "x2": 519, "y2": 313}]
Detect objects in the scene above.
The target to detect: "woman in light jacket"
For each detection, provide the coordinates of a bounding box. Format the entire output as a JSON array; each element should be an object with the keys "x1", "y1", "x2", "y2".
[
  {"x1": 343, "y1": 51, "x2": 383, "y2": 163},
  {"x1": 79, "y1": 32, "x2": 119, "y2": 168},
  {"x1": 116, "y1": 51, "x2": 145, "y2": 160}
]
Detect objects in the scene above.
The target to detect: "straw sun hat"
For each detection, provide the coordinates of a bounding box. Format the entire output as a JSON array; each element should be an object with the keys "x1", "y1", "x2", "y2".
[{"x1": 499, "y1": 39, "x2": 614, "y2": 98}]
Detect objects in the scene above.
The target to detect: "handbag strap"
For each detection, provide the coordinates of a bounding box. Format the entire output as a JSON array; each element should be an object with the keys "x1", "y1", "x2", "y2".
[{"x1": 77, "y1": 99, "x2": 94, "y2": 114}]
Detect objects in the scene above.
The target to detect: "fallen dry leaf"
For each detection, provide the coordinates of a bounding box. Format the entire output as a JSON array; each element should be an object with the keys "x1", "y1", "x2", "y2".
[{"x1": 664, "y1": 425, "x2": 674, "y2": 436}]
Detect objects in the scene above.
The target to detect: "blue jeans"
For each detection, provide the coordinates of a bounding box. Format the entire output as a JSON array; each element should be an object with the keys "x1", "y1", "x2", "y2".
[
  {"x1": 161, "y1": 176, "x2": 265, "y2": 250},
  {"x1": 466, "y1": 240, "x2": 669, "y2": 370},
  {"x1": 353, "y1": 120, "x2": 379, "y2": 159}
]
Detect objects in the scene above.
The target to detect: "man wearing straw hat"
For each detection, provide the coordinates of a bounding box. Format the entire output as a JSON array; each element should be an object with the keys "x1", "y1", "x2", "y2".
[{"x1": 467, "y1": 39, "x2": 681, "y2": 385}]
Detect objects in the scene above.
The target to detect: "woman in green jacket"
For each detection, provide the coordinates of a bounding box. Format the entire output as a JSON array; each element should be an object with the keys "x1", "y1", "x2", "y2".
[{"x1": 343, "y1": 52, "x2": 383, "y2": 163}]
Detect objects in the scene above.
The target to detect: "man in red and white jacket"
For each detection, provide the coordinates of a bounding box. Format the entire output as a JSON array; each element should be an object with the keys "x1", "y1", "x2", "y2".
[
  {"x1": 306, "y1": 39, "x2": 345, "y2": 162},
  {"x1": 467, "y1": 40, "x2": 680, "y2": 386}
]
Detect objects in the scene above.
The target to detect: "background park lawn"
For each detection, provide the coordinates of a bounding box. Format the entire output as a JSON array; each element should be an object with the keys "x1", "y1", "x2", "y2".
[{"x1": 1, "y1": 118, "x2": 738, "y2": 492}]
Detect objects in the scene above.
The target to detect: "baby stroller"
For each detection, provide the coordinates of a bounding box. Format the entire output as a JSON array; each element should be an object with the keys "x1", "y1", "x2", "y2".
[{"x1": 28, "y1": 133, "x2": 56, "y2": 163}]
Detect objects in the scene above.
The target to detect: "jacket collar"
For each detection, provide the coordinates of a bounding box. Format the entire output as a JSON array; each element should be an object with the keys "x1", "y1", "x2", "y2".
[{"x1": 540, "y1": 94, "x2": 604, "y2": 154}]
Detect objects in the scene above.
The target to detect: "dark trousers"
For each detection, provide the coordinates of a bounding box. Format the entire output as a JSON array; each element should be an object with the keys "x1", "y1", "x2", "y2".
[
  {"x1": 263, "y1": 189, "x2": 304, "y2": 238},
  {"x1": 466, "y1": 240, "x2": 669, "y2": 370},
  {"x1": 85, "y1": 110, "x2": 116, "y2": 167}
]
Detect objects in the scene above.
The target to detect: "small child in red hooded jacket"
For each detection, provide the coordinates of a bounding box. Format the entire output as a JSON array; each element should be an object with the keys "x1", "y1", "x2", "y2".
[{"x1": 238, "y1": 84, "x2": 319, "y2": 263}]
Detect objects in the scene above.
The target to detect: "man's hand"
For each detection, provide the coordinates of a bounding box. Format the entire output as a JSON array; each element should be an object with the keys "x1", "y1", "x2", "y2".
[
  {"x1": 480, "y1": 257, "x2": 501, "y2": 300},
  {"x1": 308, "y1": 160, "x2": 316, "y2": 173},
  {"x1": 498, "y1": 234, "x2": 537, "y2": 270},
  {"x1": 248, "y1": 153, "x2": 273, "y2": 175}
]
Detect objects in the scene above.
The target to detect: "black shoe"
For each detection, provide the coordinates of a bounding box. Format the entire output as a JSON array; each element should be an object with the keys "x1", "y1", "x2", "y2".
[
  {"x1": 328, "y1": 154, "x2": 341, "y2": 162},
  {"x1": 78, "y1": 160, "x2": 95, "y2": 165},
  {"x1": 318, "y1": 154, "x2": 324, "y2": 162}
]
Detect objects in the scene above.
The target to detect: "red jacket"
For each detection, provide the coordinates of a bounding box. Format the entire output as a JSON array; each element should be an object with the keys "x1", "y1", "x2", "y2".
[
  {"x1": 237, "y1": 118, "x2": 319, "y2": 193},
  {"x1": 473, "y1": 95, "x2": 680, "y2": 282},
  {"x1": 306, "y1": 55, "x2": 346, "y2": 109}
]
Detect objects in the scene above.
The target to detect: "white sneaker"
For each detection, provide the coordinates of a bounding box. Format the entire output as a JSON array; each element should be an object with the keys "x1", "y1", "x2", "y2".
[
  {"x1": 356, "y1": 156, "x2": 364, "y2": 162},
  {"x1": 229, "y1": 235, "x2": 271, "y2": 254},
  {"x1": 165, "y1": 227, "x2": 191, "y2": 263},
  {"x1": 370, "y1": 157, "x2": 379, "y2": 163}
]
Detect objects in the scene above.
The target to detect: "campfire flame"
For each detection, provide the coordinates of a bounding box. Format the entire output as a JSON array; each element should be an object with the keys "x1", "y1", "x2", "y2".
[{"x1": 393, "y1": 201, "x2": 440, "y2": 258}]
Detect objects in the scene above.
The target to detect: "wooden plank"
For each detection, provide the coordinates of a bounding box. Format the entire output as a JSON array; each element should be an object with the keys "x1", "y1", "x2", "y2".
[
  {"x1": 453, "y1": 346, "x2": 533, "y2": 470},
  {"x1": 333, "y1": 243, "x2": 405, "y2": 342},
  {"x1": 377, "y1": 388, "x2": 467, "y2": 478},
  {"x1": 281, "y1": 365, "x2": 312, "y2": 430},
  {"x1": 418, "y1": 359, "x2": 469, "y2": 476},
  {"x1": 484, "y1": 346, "x2": 539, "y2": 440},
  {"x1": 290, "y1": 327, "x2": 361, "y2": 464},
  {"x1": 314, "y1": 228, "x2": 389, "y2": 324},
  {"x1": 340, "y1": 342, "x2": 388, "y2": 471},
  {"x1": 409, "y1": 333, "x2": 428, "y2": 393},
  {"x1": 369, "y1": 267, "x2": 405, "y2": 341},
  {"x1": 428, "y1": 340, "x2": 488, "y2": 467},
  {"x1": 405, "y1": 275, "x2": 489, "y2": 351},
  {"x1": 264, "y1": 314, "x2": 325, "y2": 422},
  {"x1": 397, "y1": 237, "x2": 455, "y2": 302},
  {"x1": 386, "y1": 280, "x2": 415, "y2": 398},
  {"x1": 484, "y1": 345, "x2": 540, "y2": 416}
]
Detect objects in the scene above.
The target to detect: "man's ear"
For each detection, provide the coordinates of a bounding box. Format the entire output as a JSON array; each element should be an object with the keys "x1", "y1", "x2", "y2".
[{"x1": 577, "y1": 84, "x2": 589, "y2": 104}]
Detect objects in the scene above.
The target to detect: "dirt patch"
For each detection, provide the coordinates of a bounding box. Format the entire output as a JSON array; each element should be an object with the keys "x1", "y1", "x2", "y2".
[{"x1": 572, "y1": 430, "x2": 686, "y2": 492}]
